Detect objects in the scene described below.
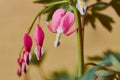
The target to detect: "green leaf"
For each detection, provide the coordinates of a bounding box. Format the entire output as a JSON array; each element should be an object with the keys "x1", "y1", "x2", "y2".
[
  {"x1": 88, "y1": 55, "x2": 104, "y2": 61},
  {"x1": 110, "y1": 0, "x2": 120, "y2": 16},
  {"x1": 80, "y1": 66, "x2": 100, "y2": 80},
  {"x1": 96, "y1": 70, "x2": 114, "y2": 77},
  {"x1": 30, "y1": 51, "x2": 46, "y2": 66},
  {"x1": 94, "y1": 12, "x2": 114, "y2": 32},
  {"x1": 47, "y1": 71, "x2": 73, "y2": 80},
  {"x1": 84, "y1": 13, "x2": 96, "y2": 29},
  {"x1": 110, "y1": 55, "x2": 120, "y2": 71},
  {"x1": 92, "y1": 2, "x2": 109, "y2": 11},
  {"x1": 84, "y1": 11, "x2": 114, "y2": 32}
]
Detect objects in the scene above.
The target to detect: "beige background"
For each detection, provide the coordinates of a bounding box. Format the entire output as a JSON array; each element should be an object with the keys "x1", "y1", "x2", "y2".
[{"x1": 0, "y1": 0, "x2": 120, "y2": 80}]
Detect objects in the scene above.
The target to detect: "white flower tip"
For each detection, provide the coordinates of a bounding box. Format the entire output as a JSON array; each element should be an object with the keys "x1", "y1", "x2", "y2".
[
  {"x1": 76, "y1": 0, "x2": 87, "y2": 16},
  {"x1": 29, "y1": 53, "x2": 32, "y2": 61},
  {"x1": 34, "y1": 47, "x2": 44, "y2": 60},
  {"x1": 41, "y1": 47, "x2": 44, "y2": 55},
  {"x1": 54, "y1": 41, "x2": 60, "y2": 48}
]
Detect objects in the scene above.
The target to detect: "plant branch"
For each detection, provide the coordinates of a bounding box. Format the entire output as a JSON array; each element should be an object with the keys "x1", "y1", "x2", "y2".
[
  {"x1": 44, "y1": 1, "x2": 68, "y2": 7},
  {"x1": 85, "y1": 63, "x2": 120, "y2": 74}
]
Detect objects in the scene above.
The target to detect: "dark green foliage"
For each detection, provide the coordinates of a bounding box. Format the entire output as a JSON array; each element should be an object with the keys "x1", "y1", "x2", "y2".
[
  {"x1": 110, "y1": 0, "x2": 120, "y2": 16},
  {"x1": 80, "y1": 66, "x2": 100, "y2": 80},
  {"x1": 88, "y1": 56, "x2": 104, "y2": 61},
  {"x1": 30, "y1": 51, "x2": 46, "y2": 66},
  {"x1": 92, "y1": 2, "x2": 108, "y2": 11},
  {"x1": 85, "y1": 0, "x2": 120, "y2": 32},
  {"x1": 110, "y1": 55, "x2": 120, "y2": 71},
  {"x1": 80, "y1": 50, "x2": 120, "y2": 80},
  {"x1": 84, "y1": 11, "x2": 114, "y2": 32},
  {"x1": 84, "y1": 13, "x2": 96, "y2": 29},
  {"x1": 47, "y1": 71, "x2": 74, "y2": 80},
  {"x1": 95, "y1": 70, "x2": 115, "y2": 80}
]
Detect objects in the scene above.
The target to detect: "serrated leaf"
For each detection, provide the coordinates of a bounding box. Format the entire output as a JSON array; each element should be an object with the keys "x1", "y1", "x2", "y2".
[
  {"x1": 84, "y1": 13, "x2": 96, "y2": 29},
  {"x1": 96, "y1": 70, "x2": 114, "y2": 77},
  {"x1": 110, "y1": 55, "x2": 120, "y2": 71},
  {"x1": 95, "y1": 13, "x2": 114, "y2": 32},
  {"x1": 80, "y1": 66, "x2": 100, "y2": 80},
  {"x1": 100, "y1": 57, "x2": 111, "y2": 66},
  {"x1": 92, "y1": 2, "x2": 109, "y2": 11},
  {"x1": 104, "y1": 50, "x2": 120, "y2": 62}
]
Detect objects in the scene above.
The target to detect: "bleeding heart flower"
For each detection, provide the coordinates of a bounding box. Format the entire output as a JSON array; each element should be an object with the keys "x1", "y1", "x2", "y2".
[
  {"x1": 21, "y1": 34, "x2": 32, "y2": 65},
  {"x1": 17, "y1": 34, "x2": 32, "y2": 77},
  {"x1": 76, "y1": 0, "x2": 87, "y2": 15},
  {"x1": 24, "y1": 34, "x2": 32, "y2": 52},
  {"x1": 46, "y1": 9, "x2": 77, "y2": 47},
  {"x1": 34, "y1": 24, "x2": 44, "y2": 60}
]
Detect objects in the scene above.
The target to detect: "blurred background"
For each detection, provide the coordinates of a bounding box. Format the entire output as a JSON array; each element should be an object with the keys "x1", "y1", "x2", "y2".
[{"x1": 0, "y1": 0, "x2": 120, "y2": 80}]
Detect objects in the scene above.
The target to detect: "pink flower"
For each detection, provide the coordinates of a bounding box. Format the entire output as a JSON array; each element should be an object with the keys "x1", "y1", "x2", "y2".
[
  {"x1": 46, "y1": 9, "x2": 77, "y2": 47},
  {"x1": 17, "y1": 34, "x2": 32, "y2": 77},
  {"x1": 34, "y1": 24, "x2": 44, "y2": 60},
  {"x1": 17, "y1": 58, "x2": 28, "y2": 77},
  {"x1": 22, "y1": 34, "x2": 32, "y2": 65},
  {"x1": 24, "y1": 34, "x2": 32, "y2": 52}
]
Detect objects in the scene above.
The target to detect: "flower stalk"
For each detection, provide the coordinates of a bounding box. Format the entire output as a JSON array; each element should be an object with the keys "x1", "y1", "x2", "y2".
[
  {"x1": 73, "y1": 4, "x2": 85, "y2": 79},
  {"x1": 44, "y1": 1, "x2": 68, "y2": 7}
]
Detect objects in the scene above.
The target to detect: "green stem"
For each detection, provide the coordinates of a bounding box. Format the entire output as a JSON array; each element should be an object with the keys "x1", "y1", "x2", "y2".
[
  {"x1": 27, "y1": 8, "x2": 46, "y2": 34},
  {"x1": 19, "y1": 8, "x2": 46, "y2": 57},
  {"x1": 68, "y1": 0, "x2": 84, "y2": 78},
  {"x1": 73, "y1": 5, "x2": 84, "y2": 79},
  {"x1": 44, "y1": 1, "x2": 68, "y2": 7}
]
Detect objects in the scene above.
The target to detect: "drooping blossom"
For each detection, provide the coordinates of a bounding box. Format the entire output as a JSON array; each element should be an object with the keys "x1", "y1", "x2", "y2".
[
  {"x1": 34, "y1": 24, "x2": 44, "y2": 60},
  {"x1": 76, "y1": 0, "x2": 87, "y2": 15},
  {"x1": 46, "y1": 9, "x2": 77, "y2": 47},
  {"x1": 22, "y1": 33, "x2": 32, "y2": 65},
  {"x1": 17, "y1": 34, "x2": 32, "y2": 77}
]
